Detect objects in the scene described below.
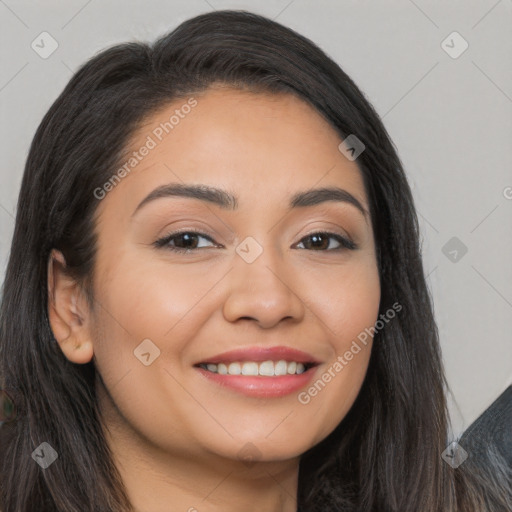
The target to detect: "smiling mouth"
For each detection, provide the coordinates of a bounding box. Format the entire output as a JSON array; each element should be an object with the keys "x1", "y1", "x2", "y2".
[{"x1": 196, "y1": 360, "x2": 317, "y2": 376}]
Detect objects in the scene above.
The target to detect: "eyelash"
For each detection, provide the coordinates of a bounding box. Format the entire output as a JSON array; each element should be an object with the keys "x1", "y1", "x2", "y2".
[{"x1": 153, "y1": 229, "x2": 357, "y2": 253}]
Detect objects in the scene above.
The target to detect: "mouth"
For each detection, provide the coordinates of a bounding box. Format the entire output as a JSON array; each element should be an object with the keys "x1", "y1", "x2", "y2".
[
  {"x1": 193, "y1": 346, "x2": 321, "y2": 398},
  {"x1": 196, "y1": 360, "x2": 317, "y2": 376}
]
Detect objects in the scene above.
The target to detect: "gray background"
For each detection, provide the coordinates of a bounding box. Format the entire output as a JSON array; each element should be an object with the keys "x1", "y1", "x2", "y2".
[{"x1": 0, "y1": 0, "x2": 511, "y2": 437}]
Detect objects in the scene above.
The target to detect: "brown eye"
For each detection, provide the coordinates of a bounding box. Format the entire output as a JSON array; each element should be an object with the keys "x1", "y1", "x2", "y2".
[
  {"x1": 296, "y1": 232, "x2": 356, "y2": 251},
  {"x1": 154, "y1": 231, "x2": 217, "y2": 252}
]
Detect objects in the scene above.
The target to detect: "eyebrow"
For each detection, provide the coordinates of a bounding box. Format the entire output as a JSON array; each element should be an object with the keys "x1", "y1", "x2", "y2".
[{"x1": 131, "y1": 183, "x2": 369, "y2": 219}]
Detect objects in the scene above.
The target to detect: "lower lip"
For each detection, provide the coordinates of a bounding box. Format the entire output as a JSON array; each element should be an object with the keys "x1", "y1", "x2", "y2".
[{"x1": 195, "y1": 366, "x2": 318, "y2": 398}]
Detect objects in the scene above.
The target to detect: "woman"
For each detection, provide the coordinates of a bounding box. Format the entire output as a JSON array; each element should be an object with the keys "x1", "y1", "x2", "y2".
[{"x1": 0, "y1": 9, "x2": 510, "y2": 512}]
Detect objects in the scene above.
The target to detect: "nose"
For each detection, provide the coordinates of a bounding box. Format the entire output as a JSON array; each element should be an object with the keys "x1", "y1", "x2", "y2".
[{"x1": 222, "y1": 244, "x2": 306, "y2": 329}]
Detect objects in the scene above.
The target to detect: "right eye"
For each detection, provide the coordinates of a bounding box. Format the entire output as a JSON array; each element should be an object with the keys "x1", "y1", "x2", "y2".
[{"x1": 153, "y1": 230, "x2": 220, "y2": 253}]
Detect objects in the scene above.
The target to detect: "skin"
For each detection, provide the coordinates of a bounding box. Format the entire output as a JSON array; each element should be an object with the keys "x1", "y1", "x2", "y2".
[{"x1": 48, "y1": 85, "x2": 381, "y2": 512}]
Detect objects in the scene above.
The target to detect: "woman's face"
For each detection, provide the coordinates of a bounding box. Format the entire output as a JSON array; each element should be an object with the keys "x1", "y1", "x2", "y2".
[{"x1": 81, "y1": 86, "x2": 380, "y2": 463}]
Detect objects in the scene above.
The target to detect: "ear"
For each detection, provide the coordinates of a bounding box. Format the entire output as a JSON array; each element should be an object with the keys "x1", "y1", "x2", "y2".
[{"x1": 47, "y1": 249, "x2": 94, "y2": 364}]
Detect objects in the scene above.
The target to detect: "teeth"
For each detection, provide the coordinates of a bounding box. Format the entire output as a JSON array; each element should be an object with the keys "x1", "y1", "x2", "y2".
[
  {"x1": 241, "y1": 362, "x2": 259, "y2": 376},
  {"x1": 274, "y1": 360, "x2": 287, "y2": 376},
  {"x1": 259, "y1": 360, "x2": 274, "y2": 376},
  {"x1": 228, "y1": 362, "x2": 241, "y2": 375},
  {"x1": 200, "y1": 360, "x2": 311, "y2": 376}
]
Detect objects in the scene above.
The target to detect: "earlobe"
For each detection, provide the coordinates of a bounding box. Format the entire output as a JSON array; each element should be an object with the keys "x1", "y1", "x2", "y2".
[{"x1": 47, "y1": 249, "x2": 94, "y2": 364}]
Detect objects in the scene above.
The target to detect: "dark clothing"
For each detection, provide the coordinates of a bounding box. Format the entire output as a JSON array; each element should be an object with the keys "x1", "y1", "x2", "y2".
[{"x1": 459, "y1": 385, "x2": 512, "y2": 470}]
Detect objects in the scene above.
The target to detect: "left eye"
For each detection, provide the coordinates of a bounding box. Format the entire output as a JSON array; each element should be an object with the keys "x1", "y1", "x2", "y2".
[
  {"x1": 154, "y1": 230, "x2": 356, "y2": 253},
  {"x1": 295, "y1": 232, "x2": 356, "y2": 251}
]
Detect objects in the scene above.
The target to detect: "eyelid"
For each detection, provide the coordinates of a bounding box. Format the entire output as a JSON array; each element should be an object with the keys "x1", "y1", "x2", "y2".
[
  {"x1": 297, "y1": 219, "x2": 356, "y2": 245},
  {"x1": 300, "y1": 226, "x2": 352, "y2": 242}
]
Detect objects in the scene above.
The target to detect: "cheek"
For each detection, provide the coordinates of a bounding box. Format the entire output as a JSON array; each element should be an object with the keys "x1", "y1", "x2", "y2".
[
  {"x1": 300, "y1": 254, "x2": 381, "y2": 341},
  {"x1": 89, "y1": 249, "x2": 231, "y2": 412},
  {"x1": 90, "y1": 253, "x2": 215, "y2": 447},
  {"x1": 94, "y1": 251, "x2": 215, "y2": 344},
  {"x1": 317, "y1": 256, "x2": 380, "y2": 374},
  {"x1": 294, "y1": 257, "x2": 380, "y2": 438}
]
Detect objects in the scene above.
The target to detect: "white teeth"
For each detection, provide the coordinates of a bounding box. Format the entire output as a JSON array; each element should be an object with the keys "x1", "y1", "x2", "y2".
[
  {"x1": 228, "y1": 362, "x2": 241, "y2": 375},
  {"x1": 200, "y1": 360, "x2": 311, "y2": 376},
  {"x1": 287, "y1": 361, "x2": 297, "y2": 374},
  {"x1": 241, "y1": 362, "x2": 259, "y2": 376},
  {"x1": 259, "y1": 360, "x2": 274, "y2": 376},
  {"x1": 274, "y1": 360, "x2": 288, "y2": 376}
]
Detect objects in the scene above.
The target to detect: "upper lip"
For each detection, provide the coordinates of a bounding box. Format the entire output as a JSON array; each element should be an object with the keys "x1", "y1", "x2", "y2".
[{"x1": 195, "y1": 346, "x2": 322, "y2": 365}]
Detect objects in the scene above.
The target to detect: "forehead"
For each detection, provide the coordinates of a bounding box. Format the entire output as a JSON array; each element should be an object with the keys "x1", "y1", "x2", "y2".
[{"x1": 95, "y1": 86, "x2": 368, "y2": 218}]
